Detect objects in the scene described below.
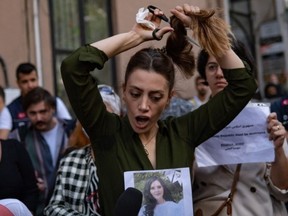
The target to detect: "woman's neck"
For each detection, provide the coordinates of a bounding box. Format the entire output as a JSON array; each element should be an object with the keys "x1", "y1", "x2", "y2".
[
  {"x1": 157, "y1": 198, "x2": 166, "y2": 204},
  {"x1": 139, "y1": 125, "x2": 159, "y2": 168},
  {"x1": 140, "y1": 126, "x2": 158, "y2": 144}
]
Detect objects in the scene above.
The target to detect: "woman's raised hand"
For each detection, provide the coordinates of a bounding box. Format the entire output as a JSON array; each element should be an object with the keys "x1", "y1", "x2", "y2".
[
  {"x1": 132, "y1": 7, "x2": 173, "y2": 41},
  {"x1": 170, "y1": 4, "x2": 200, "y2": 30},
  {"x1": 267, "y1": 112, "x2": 286, "y2": 149}
]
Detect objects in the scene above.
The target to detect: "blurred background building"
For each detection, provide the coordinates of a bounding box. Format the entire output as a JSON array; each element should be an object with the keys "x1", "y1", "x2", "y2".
[{"x1": 1, "y1": 0, "x2": 288, "y2": 113}]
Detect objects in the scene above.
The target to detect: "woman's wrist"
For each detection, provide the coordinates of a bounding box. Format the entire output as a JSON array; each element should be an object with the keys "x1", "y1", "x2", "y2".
[
  {"x1": 128, "y1": 30, "x2": 145, "y2": 46},
  {"x1": 272, "y1": 144, "x2": 286, "y2": 165},
  {"x1": 90, "y1": 30, "x2": 144, "y2": 58}
]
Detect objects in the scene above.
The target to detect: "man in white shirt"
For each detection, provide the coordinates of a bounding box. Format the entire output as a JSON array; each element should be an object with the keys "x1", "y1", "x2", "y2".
[{"x1": 9, "y1": 87, "x2": 75, "y2": 216}]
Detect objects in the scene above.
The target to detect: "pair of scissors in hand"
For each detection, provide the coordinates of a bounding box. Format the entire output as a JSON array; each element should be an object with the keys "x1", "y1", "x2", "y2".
[
  {"x1": 147, "y1": 5, "x2": 200, "y2": 47},
  {"x1": 147, "y1": 5, "x2": 169, "y2": 23}
]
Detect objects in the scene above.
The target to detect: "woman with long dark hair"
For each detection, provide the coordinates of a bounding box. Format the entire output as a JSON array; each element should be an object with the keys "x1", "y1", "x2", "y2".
[
  {"x1": 139, "y1": 176, "x2": 179, "y2": 216},
  {"x1": 61, "y1": 4, "x2": 257, "y2": 215}
]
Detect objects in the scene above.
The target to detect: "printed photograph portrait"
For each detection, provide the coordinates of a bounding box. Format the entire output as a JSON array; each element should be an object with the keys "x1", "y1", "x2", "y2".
[{"x1": 124, "y1": 167, "x2": 193, "y2": 216}]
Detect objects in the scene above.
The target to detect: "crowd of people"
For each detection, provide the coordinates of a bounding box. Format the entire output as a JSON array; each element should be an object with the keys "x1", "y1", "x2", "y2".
[{"x1": 0, "y1": 3, "x2": 288, "y2": 216}]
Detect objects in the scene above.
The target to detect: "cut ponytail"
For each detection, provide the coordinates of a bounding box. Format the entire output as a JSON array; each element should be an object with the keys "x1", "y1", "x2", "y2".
[{"x1": 166, "y1": 16, "x2": 195, "y2": 78}]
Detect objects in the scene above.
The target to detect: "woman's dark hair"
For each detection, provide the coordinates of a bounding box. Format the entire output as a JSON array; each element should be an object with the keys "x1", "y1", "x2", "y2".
[
  {"x1": 125, "y1": 48, "x2": 176, "y2": 92},
  {"x1": 125, "y1": 16, "x2": 197, "y2": 92},
  {"x1": 142, "y1": 176, "x2": 175, "y2": 216},
  {"x1": 125, "y1": 8, "x2": 233, "y2": 93},
  {"x1": 197, "y1": 50, "x2": 210, "y2": 80},
  {"x1": 166, "y1": 16, "x2": 195, "y2": 78},
  {"x1": 197, "y1": 35, "x2": 256, "y2": 80}
]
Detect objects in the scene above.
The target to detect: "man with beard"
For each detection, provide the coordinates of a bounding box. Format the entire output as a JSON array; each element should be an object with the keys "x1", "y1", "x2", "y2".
[
  {"x1": 9, "y1": 87, "x2": 75, "y2": 216},
  {"x1": 7, "y1": 62, "x2": 72, "y2": 131}
]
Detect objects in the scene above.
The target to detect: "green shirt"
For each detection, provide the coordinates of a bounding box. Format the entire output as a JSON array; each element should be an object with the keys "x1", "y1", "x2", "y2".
[{"x1": 61, "y1": 45, "x2": 257, "y2": 216}]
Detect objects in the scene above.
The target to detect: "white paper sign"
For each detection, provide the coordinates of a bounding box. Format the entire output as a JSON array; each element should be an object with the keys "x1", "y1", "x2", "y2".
[
  {"x1": 124, "y1": 167, "x2": 193, "y2": 216},
  {"x1": 195, "y1": 103, "x2": 274, "y2": 167}
]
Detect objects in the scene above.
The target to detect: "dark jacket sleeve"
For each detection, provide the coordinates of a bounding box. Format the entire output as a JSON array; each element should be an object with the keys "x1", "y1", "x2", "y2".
[
  {"x1": 16, "y1": 140, "x2": 39, "y2": 212},
  {"x1": 61, "y1": 45, "x2": 120, "y2": 144},
  {"x1": 165, "y1": 62, "x2": 258, "y2": 147}
]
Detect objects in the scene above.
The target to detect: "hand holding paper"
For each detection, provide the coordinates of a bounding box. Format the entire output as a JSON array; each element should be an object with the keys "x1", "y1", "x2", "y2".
[{"x1": 195, "y1": 103, "x2": 274, "y2": 167}]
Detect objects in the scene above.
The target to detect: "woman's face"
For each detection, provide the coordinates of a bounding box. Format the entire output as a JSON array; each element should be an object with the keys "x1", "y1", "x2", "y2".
[
  {"x1": 150, "y1": 180, "x2": 164, "y2": 202},
  {"x1": 123, "y1": 69, "x2": 171, "y2": 134},
  {"x1": 205, "y1": 56, "x2": 228, "y2": 96}
]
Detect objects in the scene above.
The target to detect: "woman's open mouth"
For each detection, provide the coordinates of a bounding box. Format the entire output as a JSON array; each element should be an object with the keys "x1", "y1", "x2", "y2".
[{"x1": 135, "y1": 116, "x2": 150, "y2": 128}]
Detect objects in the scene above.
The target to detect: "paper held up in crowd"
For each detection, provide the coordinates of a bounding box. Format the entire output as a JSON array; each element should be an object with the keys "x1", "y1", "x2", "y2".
[{"x1": 195, "y1": 103, "x2": 274, "y2": 167}]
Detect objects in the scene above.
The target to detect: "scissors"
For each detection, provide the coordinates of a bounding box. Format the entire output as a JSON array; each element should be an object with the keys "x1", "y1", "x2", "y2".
[
  {"x1": 147, "y1": 5, "x2": 169, "y2": 23},
  {"x1": 147, "y1": 5, "x2": 200, "y2": 47}
]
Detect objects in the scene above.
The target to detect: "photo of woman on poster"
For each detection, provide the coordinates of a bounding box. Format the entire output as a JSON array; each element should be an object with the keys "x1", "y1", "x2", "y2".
[{"x1": 138, "y1": 176, "x2": 183, "y2": 216}]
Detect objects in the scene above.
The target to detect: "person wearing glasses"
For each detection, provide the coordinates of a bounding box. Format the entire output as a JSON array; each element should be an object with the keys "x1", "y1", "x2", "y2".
[
  {"x1": 192, "y1": 37, "x2": 288, "y2": 216},
  {"x1": 60, "y1": 4, "x2": 257, "y2": 215}
]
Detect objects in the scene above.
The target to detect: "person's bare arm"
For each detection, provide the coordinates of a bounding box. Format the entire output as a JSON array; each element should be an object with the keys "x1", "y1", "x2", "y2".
[
  {"x1": 268, "y1": 112, "x2": 288, "y2": 189},
  {"x1": 90, "y1": 9, "x2": 173, "y2": 58},
  {"x1": 0, "y1": 129, "x2": 10, "y2": 139}
]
